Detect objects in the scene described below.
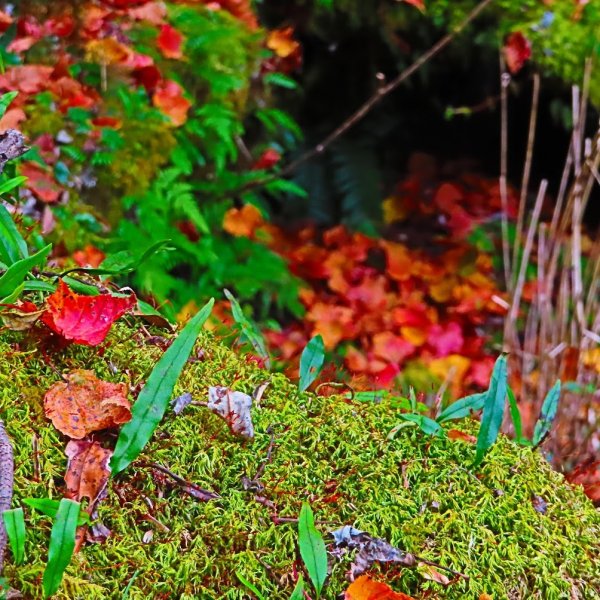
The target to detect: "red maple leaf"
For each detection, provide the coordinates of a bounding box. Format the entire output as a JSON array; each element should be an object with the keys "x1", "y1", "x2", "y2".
[
  {"x1": 42, "y1": 281, "x2": 136, "y2": 346},
  {"x1": 152, "y1": 79, "x2": 191, "y2": 126}
]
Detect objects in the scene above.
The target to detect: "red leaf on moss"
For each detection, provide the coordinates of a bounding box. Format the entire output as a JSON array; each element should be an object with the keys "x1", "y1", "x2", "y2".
[
  {"x1": 345, "y1": 575, "x2": 415, "y2": 600},
  {"x1": 157, "y1": 24, "x2": 184, "y2": 59},
  {"x1": 153, "y1": 79, "x2": 191, "y2": 126},
  {"x1": 45, "y1": 370, "x2": 131, "y2": 439},
  {"x1": 42, "y1": 281, "x2": 136, "y2": 346},
  {"x1": 504, "y1": 32, "x2": 531, "y2": 74}
]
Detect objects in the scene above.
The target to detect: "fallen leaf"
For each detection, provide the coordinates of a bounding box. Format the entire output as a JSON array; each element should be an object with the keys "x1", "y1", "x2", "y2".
[
  {"x1": 0, "y1": 301, "x2": 44, "y2": 331},
  {"x1": 531, "y1": 495, "x2": 548, "y2": 514},
  {"x1": 207, "y1": 386, "x2": 254, "y2": 439},
  {"x1": 567, "y1": 460, "x2": 600, "y2": 504},
  {"x1": 418, "y1": 563, "x2": 450, "y2": 585},
  {"x1": 44, "y1": 370, "x2": 131, "y2": 439},
  {"x1": 65, "y1": 440, "x2": 112, "y2": 506},
  {"x1": 401, "y1": 0, "x2": 425, "y2": 11},
  {"x1": 42, "y1": 281, "x2": 136, "y2": 346},
  {"x1": 330, "y1": 526, "x2": 416, "y2": 581},
  {"x1": 170, "y1": 392, "x2": 193, "y2": 415},
  {"x1": 447, "y1": 429, "x2": 477, "y2": 444},
  {"x1": 344, "y1": 575, "x2": 415, "y2": 600}
]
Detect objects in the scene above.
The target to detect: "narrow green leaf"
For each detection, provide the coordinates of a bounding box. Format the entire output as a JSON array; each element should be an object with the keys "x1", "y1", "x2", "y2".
[
  {"x1": 0, "y1": 91, "x2": 17, "y2": 119},
  {"x1": 437, "y1": 392, "x2": 486, "y2": 423},
  {"x1": 289, "y1": 575, "x2": 305, "y2": 600},
  {"x1": 298, "y1": 503, "x2": 328, "y2": 598},
  {"x1": 396, "y1": 413, "x2": 444, "y2": 437},
  {"x1": 299, "y1": 334, "x2": 325, "y2": 391},
  {"x1": 474, "y1": 355, "x2": 508, "y2": 467},
  {"x1": 42, "y1": 499, "x2": 80, "y2": 599},
  {"x1": 236, "y1": 572, "x2": 267, "y2": 600},
  {"x1": 23, "y1": 498, "x2": 89, "y2": 526},
  {"x1": 507, "y1": 387, "x2": 526, "y2": 445},
  {"x1": 0, "y1": 176, "x2": 28, "y2": 196},
  {"x1": 224, "y1": 289, "x2": 270, "y2": 369},
  {"x1": 122, "y1": 569, "x2": 140, "y2": 599},
  {"x1": 532, "y1": 380, "x2": 561, "y2": 447},
  {"x1": 3, "y1": 508, "x2": 25, "y2": 565},
  {"x1": 0, "y1": 204, "x2": 28, "y2": 265},
  {"x1": 0, "y1": 244, "x2": 51, "y2": 298},
  {"x1": 263, "y1": 72, "x2": 298, "y2": 90},
  {"x1": 62, "y1": 276, "x2": 100, "y2": 296},
  {"x1": 110, "y1": 298, "x2": 214, "y2": 474}
]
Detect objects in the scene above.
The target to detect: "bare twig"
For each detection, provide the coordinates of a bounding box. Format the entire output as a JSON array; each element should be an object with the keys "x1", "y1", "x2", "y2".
[
  {"x1": 232, "y1": 0, "x2": 495, "y2": 197},
  {"x1": 499, "y1": 60, "x2": 512, "y2": 290}
]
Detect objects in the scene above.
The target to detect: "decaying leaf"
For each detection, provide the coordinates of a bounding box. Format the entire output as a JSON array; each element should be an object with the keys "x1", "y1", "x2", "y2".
[
  {"x1": 0, "y1": 301, "x2": 44, "y2": 331},
  {"x1": 65, "y1": 440, "x2": 112, "y2": 506},
  {"x1": 344, "y1": 575, "x2": 415, "y2": 600},
  {"x1": 170, "y1": 392, "x2": 193, "y2": 415},
  {"x1": 44, "y1": 370, "x2": 131, "y2": 439},
  {"x1": 42, "y1": 281, "x2": 136, "y2": 346},
  {"x1": 447, "y1": 429, "x2": 477, "y2": 444},
  {"x1": 330, "y1": 526, "x2": 416, "y2": 581},
  {"x1": 64, "y1": 440, "x2": 112, "y2": 552},
  {"x1": 418, "y1": 563, "x2": 450, "y2": 585},
  {"x1": 207, "y1": 386, "x2": 254, "y2": 439}
]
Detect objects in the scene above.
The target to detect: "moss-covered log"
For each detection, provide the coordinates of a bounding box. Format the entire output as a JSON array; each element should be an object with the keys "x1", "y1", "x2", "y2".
[{"x1": 0, "y1": 325, "x2": 598, "y2": 599}]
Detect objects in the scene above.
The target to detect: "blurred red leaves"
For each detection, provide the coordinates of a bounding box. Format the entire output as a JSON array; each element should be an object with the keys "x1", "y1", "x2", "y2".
[
  {"x1": 221, "y1": 172, "x2": 513, "y2": 395},
  {"x1": 152, "y1": 80, "x2": 191, "y2": 126},
  {"x1": 504, "y1": 32, "x2": 532, "y2": 74},
  {"x1": 42, "y1": 281, "x2": 136, "y2": 346},
  {"x1": 157, "y1": 24, "x2": 184, "y2": 59}
]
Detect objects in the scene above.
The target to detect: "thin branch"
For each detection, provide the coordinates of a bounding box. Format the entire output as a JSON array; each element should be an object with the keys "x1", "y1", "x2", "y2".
[
  {"x1": 235, "y1": 0, "x2": 495, "y2": 196},
  {"x1": 512, "y1": 72, "x2": 540, "y2": 284},
  {"x1": 0, "y1": 420, "x2": 14, "y2": 575},
  {"x1": 499, "y1": 60, "x2": 512, "y2": 290}
]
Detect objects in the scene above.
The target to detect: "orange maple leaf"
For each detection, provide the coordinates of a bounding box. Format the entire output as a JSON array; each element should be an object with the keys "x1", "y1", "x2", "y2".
[{"x1": 345, "y1": 575, "x2": 415, "y2": 600}]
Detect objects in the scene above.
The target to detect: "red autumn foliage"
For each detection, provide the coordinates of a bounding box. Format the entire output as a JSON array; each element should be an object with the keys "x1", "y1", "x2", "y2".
[
  {"x1": 42, "y1": 281, "x2": 136, "y2": 346},
  {"x1": 157, "y1": 24, "x2": 184, "y2": 59},
  {"x1": 503, "y1": 32, "x2": 532, "y2": 74}
]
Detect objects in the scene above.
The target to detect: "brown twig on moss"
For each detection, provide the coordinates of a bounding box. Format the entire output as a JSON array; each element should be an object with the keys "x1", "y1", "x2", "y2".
[{"x1": 0, "y1": 419, "x2": 14, "y2": 574}]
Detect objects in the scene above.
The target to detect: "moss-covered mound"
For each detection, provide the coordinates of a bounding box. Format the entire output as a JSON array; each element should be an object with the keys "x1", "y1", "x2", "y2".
[{"x1": 0, "y1": 325, "x2": 598, "y2": 599}]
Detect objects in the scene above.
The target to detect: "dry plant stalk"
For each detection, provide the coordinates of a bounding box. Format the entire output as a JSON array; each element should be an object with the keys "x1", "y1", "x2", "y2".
[{"x1": 503, "y1": 60, "x2": 600, "y2": 469}]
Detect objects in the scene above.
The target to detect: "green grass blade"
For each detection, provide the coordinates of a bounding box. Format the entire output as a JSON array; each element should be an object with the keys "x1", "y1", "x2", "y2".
[
  {"x1": 0, "y1": 176, "x2": 28, "y2": 197},
  {"x1": 474, "y1": 355, "x2": 508, "y2": 467},
  {"x1": 298, "y1": 503, "x2": 327, "y2": 598},
  {"x1": 397, "y1": 413, "x2": 444, "y2": 436},
  {"x1": 3, "y1": 508, "x2": 25, "y2": 565},
  {"x1": 533, "y1": 380, "x2": 561, "y2": 448},
  {"x1": 0, "y1": 92, "x2": 17, "y2": 119},
  {"x1": 224, "y1": 289, "x2": 270, "y2": 369},
  {"x1": 0, "y1": 204, "x2": 28, "y2": 265},
  {"x1": 436, "y1": 392, "x2": 486, "y2": 423},
  {"x1": 289, "y1": 575, "x2": 305, "y2": 600},
  {"x1": 0, "y1": 244, "x2": 51, "y2": 298},
  {"x1": 299, "y1": 334, "x2": 325, "y2": 391},
  {"x1": 507, "y1": 386, "x2": 527, "y2": 445},
  {"x1": 236, "y1": 572, "x2": 267, "y2": 600},
  {"x1": 110, "y1": 298, "x2": 214, "y2": 474},
  {"x1": 42, "y1": 499, "x2": 80, "y2": 599},
  {"x1": 23, "y1": 498, "x2": 89, "y2": 526}
]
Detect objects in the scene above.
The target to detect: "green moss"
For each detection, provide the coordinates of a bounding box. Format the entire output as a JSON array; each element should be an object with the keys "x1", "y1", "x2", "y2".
[{"x1": 0, "y1": 324, "x2": 598, "y2": 599}]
